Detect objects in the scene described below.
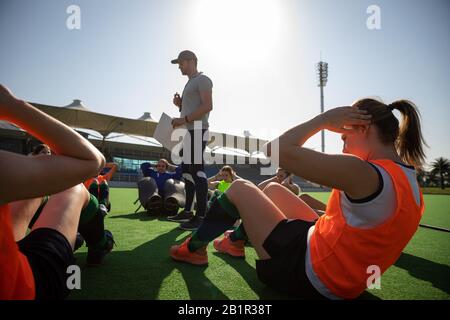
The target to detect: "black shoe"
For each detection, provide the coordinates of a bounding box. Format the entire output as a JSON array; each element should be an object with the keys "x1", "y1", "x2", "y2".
[
  {"x1": 167, "y1": 210, "x2": 194, "y2": 222},
  {"x1": 147, "y1": 194, "x2": 162, "y2": 211},
  {"x1": 74, "y1": 232, "x2": 85, "y2": 252},
  {"x1": 164, "y1": 197, "x2": 180, "y2": 215},
  {"x1": 86, "y1": 230, "x2": 115, "y2": 266},
  {"x1": 178, "y1": 215, "x2": 204, "y2": 231}
]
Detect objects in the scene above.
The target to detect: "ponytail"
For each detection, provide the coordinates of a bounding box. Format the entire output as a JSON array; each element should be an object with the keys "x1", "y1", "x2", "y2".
[
  {"x1": 389, "y1": 100, "x2": 427, "y2": 170},
  {"x1": 353, "y1": 98, "x2": 427, "y2": 170}
]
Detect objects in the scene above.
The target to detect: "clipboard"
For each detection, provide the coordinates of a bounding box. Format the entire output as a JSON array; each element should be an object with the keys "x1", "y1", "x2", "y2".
[{"x1": 153, "y1": 113, "x2": 186, "y2": 152}]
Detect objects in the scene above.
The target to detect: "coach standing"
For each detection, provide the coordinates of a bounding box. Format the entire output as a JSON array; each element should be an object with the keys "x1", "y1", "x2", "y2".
[{"x1": 168, "y1": 50, "x2": 213, "y2": 231}]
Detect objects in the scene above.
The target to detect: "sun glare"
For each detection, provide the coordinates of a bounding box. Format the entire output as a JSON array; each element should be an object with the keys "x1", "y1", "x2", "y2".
[{"x1": 189, "y1": 0, "x2": 285, "y2": 64}]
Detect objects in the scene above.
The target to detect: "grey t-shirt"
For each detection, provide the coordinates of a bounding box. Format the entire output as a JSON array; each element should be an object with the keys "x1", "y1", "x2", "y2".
[{"x1": 180, "y1": 72, "x2": 213, "y2": 130}]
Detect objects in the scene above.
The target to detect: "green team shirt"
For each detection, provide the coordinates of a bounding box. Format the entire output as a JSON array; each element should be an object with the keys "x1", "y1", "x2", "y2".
[{"x1": 217, "y1": 180, "x2": 232, "y2": 193}]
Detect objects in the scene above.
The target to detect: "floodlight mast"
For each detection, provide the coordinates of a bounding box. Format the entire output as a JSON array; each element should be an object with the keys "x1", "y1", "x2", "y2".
[{"x1": 316, "y1": 60, "x2": 328, "y2": 153}]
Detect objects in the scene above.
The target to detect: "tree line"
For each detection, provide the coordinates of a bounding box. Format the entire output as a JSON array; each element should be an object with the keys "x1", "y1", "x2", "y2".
[{"x1": 418, "y1": 157, "x2": 450, "y2": 189}]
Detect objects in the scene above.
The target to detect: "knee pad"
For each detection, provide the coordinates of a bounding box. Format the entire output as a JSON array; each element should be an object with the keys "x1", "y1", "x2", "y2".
[
  {"x1": 164, "y1": 179, "x2": 186, "y2": 211},
  {"x1": 182, "y1": 173, "x2": 195, "y2": 185},
  {"x1": 196, "y1": 171, "x2": 207, "y2": 179}
]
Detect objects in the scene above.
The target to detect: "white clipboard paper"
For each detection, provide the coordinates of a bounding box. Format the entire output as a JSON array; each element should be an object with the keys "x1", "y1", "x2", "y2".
[{"x1": 153, "y1": 113, "x2": 186, "y2": 152}]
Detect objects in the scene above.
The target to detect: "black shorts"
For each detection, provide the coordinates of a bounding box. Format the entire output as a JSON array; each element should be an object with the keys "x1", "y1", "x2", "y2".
[
  {"x1": 255, "y1": 219, "x2": 327, "y2": 299},
  {"x1": 17, "y1": 228, "x2": 75, "y2": 300}
]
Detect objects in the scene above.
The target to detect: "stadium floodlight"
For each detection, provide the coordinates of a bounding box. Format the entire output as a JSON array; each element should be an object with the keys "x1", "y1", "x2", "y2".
[{"x1": 316, "y1": 60, "x2": 329, "y2": 153}]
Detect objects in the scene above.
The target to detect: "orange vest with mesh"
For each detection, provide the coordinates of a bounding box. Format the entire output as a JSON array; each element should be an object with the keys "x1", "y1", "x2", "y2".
[
  {"x1": 0, "y1": 204, "x2": 35, "y2": 299},
  {"x1": 309, "y1": 159, "x2": 424, "y2": 299}
]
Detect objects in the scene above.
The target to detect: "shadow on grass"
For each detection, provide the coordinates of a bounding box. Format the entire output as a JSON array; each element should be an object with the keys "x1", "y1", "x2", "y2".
[
  {"x1": 211, "y1": 252, "x2": 290, "y2": 300},
  {"x1": 72, "y1": 228, "x2": 228, "y2": 300},
  {"x1": 394, "y1": 252, "x2": 450, "y2": 295},
  {"x1": 110, "y1": 211, "x2": 169, "y2": 222},
  {"x1": 173, "y1": 262, "x2": 229, "y2": 300}
]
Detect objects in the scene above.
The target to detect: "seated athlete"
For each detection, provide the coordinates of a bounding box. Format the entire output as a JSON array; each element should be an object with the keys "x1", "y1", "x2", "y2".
[
  {"x1": 0, "y1": 84, "x2": 106, "y2": 299},
  {"x1": 23, "y1": 144, "x2": 115, "y2": 261},
  {"x1": 206, "y1": 165, "x2": 241, "y2": 215},
  {"x1": 141, "y1": 159, "x2": 183, "y2": 214},
  {"x1": 30, "y1": 143, "x2": 51, "y2": 156},
  {"x1": 84, "y1": 162, "x2": 118, "y2": 212},
  {"x1": 169, "y1": 98, "x2": 425, "y2": 300},
  {"x1": 259, "y1": 166, "x2": 325, "y2": 215},
  {"x1": 258, "y1": 167, "x2": 301, "y2": 195},
  {"x1": 208, "y1": 165, "x2": 240, "y2": 193}
]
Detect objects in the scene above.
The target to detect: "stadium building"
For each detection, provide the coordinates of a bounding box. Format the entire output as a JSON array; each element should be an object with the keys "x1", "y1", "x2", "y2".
[{"x1": 0, "y1": 99, "x2": 324, "y2": 191}]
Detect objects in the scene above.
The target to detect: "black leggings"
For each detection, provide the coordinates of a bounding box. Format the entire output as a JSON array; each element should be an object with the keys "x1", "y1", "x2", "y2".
[{"x1": 181, "y1": 129, "x2": 208, "y2": 217}]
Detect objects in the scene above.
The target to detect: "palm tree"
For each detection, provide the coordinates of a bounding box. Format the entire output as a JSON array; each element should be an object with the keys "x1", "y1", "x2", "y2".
[
  {"x1": 416, "y1": 169, "x2": 428, "y2": 187},
  {"x1": 430, "y1": 157, "x2": 450, "y2": 189}
]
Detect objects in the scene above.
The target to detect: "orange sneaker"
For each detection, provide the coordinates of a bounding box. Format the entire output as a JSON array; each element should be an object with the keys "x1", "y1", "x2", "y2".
[
  {"x1": 213, "y1": 233, "x2": 245, "y2": 258},
  {"x1": 170, "y1": 236, "x2": 208, "y2": 266}
]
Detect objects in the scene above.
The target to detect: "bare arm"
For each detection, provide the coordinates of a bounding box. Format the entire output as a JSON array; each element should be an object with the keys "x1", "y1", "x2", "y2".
[
  {"x1": 280, "y1": 176, "x2": 300, "y2": 195},
  {"x1": 208, "y1": 172, "x2": 222, "y2": 189},
  {"x1": 208, "y1": 172, "x2": 222, "y2": 183},
  {"x1": 208, "y1": 181, "x2": 220, "y2": 189},
  {"x1": 0, "y1": 85, "x2": 105, "y2": 204},
  {"x1": 257, "y1": 176, "x2": 278, "y2": 190},
  {"x1": 285, "y1": 182, "x2": 300, "y2": 195},
  {"x1": 299, "y1": 194, "x2": 327, "y2": 211},
  {"x1": 173, "y1": 93, "x2": 182, "y2": 110},
  {"x1": 186, "y1": 90, "x2": 212, "y2": 122},
  {"x1": 172, "y1": 89, "x2": 213, "y2": 128},
  {"x1": 266, "y1": 107, "x2": 378, "y2": 199}
]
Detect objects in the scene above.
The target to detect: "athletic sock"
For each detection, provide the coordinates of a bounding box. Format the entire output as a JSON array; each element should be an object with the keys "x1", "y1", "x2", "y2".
[
  {"x1": 98, "y1": 182, "x2": 110, "y2": 207},
  {"x1": 78, "y1": 194, "x2": 107, "y2": 250},
  {"x1": 88, "y1": 180, "x2": 99, "y2": 200},
  {"x1": 229, "y1": 223, "x2": 248, "y2": 242},
  {"x1": 187, "y1": 194, "x2": 239, "y2": 252},
  {"x1": 216, "y1": 192, "x2": 240, "y2": 219}
]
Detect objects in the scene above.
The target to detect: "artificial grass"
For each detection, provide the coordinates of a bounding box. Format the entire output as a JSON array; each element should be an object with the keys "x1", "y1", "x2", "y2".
[
  {"x1": 419, "y1": 195, "x2": 450, "y2": 229},
  {"x1": 69, "y1": 189, "x2": 450, "y2": 300},
  {"x1": 421, "y1": 188, "x2": 450, "y2": 195}
]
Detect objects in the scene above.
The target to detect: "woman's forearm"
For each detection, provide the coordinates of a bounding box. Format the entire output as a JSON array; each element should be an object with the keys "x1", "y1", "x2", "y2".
[
  {"x1": 4, "y1": 99, "x2": 104, "y2": 167},
  {"x1": 207, "y1": 174, "x2": 219, "y2": 183},
  {"x1": 279, "y1": 115, "x2": 325, "y2": 148},
  {"x1": 263, "y1": 115, "x2": 326, "y2": 158}
]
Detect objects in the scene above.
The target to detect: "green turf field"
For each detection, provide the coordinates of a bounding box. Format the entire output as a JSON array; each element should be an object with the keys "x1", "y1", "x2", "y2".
[
  {"x1": 69, "y1": 189, "x2": 450, "y2": 300},
  {"x1": 421, "y1": 188, "x2": 450, "y2": 195}
]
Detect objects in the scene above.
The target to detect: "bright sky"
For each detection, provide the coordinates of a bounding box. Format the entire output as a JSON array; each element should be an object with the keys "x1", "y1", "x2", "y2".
[{"x1": 1, "y1": 0, "x2": 449, "y2": 167}]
